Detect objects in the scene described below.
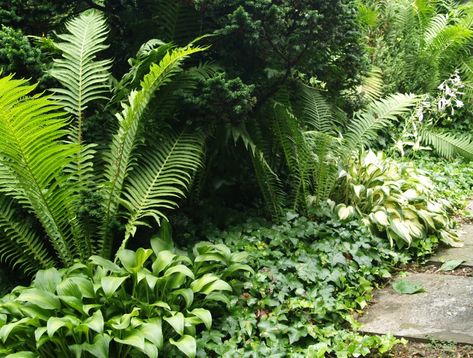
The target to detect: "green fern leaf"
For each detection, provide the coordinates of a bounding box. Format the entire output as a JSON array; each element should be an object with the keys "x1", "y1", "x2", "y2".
[
  {"x1": 99, "y1": 44, "x2": 206, "y2": 256},
  {"x1": 421, "y1": 129, "x2": 473, "y2": 160},
  {"x1": 121, "y1": 131, "x2": 204, "y2": 245},
  {"x1": 0, "y1": 75, "x2": 82, "y2": 265}
]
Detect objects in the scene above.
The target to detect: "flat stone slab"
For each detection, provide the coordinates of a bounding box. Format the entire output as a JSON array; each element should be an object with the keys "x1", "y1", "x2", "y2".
[
  {"x1": 358, "y1": 273, "x2": 473, "y2": 344},
  {"x1": 430, "y1": 224, "x2": 473, "y2": 267}
]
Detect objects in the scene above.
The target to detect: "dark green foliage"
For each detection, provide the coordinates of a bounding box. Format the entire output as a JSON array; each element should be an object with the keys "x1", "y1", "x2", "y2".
[
  {"x1": 0, "y1": 26, "x2": 46, "y2": 82},
  {"x1": 197, "y1": 210, "x2": 412, "y2": 356}
]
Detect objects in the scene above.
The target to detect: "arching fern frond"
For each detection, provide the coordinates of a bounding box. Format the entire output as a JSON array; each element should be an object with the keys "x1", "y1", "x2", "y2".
[
  {"x1": 50, "y1": 10, "x2": 112, "y2": 120},
  {"x1": 99, "y1": 44, "x2": 206, "y2": 256},
  {"x1": 344, "y1": 93, "x2": 418, "y2": 153},
  {"x1": 0, "y1": 75, "x2": 81, "y2": 265},
  {"x1": 298, "y1": 85, "x2": 336, "y2": 134},
  {"x1": 121, "y1": 131, "x2": 204, "y2": 246},
  {"x1": 0, "y1": 195, "x2": 54, "y2": 275},
  {"x1": 421, "y1": 129, "x2": 473, "y2": 160},
  {"x1": 357, "y1": 67, "x2": 384, "y2": 103}
]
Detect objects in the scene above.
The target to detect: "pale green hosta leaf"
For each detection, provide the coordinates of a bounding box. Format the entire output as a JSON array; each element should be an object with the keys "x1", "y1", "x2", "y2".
[
  {"x1": 34, "y1": 268, "x2": 62, "y2": 293},
  {"x1": 189, "y1": 308, "x2": 212, "y2": 330},
  {"x1": 170, "y1": 335, "x2": 196, "y2": 358},
  {"x1": 100, "y1": 276, "x2": 128, "y2": 297},
  {"x1": 392, "y1": 280, "x2": 425, "y2": 294},
  {"x1": 141, "y1": 318, "x2": 163, "y2": 349},
  {"x1": 17, "y1": 288, "x2": 61, "y2": 310},
  {"x1": 439, "y1": 259, "x2": 465, "y2": 271},
  {"x1": 164, "y1": 312, "x2": 185, "y2": 335}
]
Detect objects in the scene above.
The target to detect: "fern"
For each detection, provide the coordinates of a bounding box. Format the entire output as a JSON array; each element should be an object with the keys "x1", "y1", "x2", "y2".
[
  {"x1": 121, "y1": 131, "x2": 204, "y2": 244},
  {"x1": 421, "y1": 129, "x2": 473, "y2": 160},
  {"x1": 0, "y1": 75, "x2": 81, "y2": 265},
  {"x1": 298, "y1": 85, "x2": 336, "y2": 134},
  {"x1": 358, "y1": 67, "x2": 384, "y2": 103},
  {"x1": 344, "y1": 93, "x2": 418, "y2": 152},
  {"x1": 99, "y1": 44, "x2": 206, "y2": 256},
  {"x1": 0, "y1": 195, "x2": 54, "y2": 275}
]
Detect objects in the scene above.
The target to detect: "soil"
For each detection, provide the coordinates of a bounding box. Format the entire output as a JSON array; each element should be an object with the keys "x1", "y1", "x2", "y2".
[{"x1": 390, "y1": 341, "x2": 473, "y2": 357}]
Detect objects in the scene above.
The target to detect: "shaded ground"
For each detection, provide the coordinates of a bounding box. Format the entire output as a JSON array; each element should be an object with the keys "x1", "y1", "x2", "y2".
[{"x1": 391, "y1": 341, "x2": 473, "y2": 357}]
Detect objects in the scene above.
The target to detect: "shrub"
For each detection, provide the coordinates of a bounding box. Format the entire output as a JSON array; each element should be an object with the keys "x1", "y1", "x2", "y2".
[{"x1": 0, "y1": 236, "x2": 251, "y2": 357}]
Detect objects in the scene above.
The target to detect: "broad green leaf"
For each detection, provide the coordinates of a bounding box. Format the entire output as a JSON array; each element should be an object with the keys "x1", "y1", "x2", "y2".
[
  {"x1": 190, "y1": 308, "x2": 212, "y2": 330},
  {"x1": 47, "y1": 317, "x2": 70, "y2": 337},
  {"x1": 101, "y1": 276, "x2": 128, "y2": 297},
  {"x1": 0, "y1": 318, "x2": 31, "y2": 343},
  {"x1": 34, "y1": 268, "x2": 62, "y2": 293},
  {"x1": 171, "y1": 288, "x2": 194, "y2": 308},
  {"x1": 109, "y1": 308, "x2": 140, "y2": 330},
  {"x1": 169, "y1": 335, "x2": 196, "y2": 358},
  {"x1": 117, "y1": 248, "x2": 153, "y2": 273},
  {"x1": 151, "y1": 220, "x2": 173, "y2": 254},
  {"x1": 200, "y1": 279, "x2": 232, "y2": 295},
  {"x1": 204, "y1": 292, "x2": 230, "y2": 306},
  {"x1": 6, "y1": 352, "x2": 37, "y2": 358},
  {"x1": 57, "y1": 278, "x2": 82, "y2": 299},
  {"x1": 439, "y1": 259, "x2": 464, "y2": 271},
  {"x1": 142, "y1": 341, "x2": 158, "y2": 358},
  {"x1": 85, "y1": 334, "x2": 111, "y2": 358},
  {"x1": 152, "y1": 251, "x2": 176, "y2": 274},
  {"x1": 164, "y1": 312, "x2": 185, "y2": 335},
  {"x1": 392, "y1": 280, "x2": 425, "y2": 294},
  {"x1": 90, "y1": 256, "x2": 122, "y2": 273},
  {"x1": 142, "y1": 318, "x2": 163, "y2": 348},
  {"x1": 190, "y1": 274, "x2": 219, "y2": 293},
  {"x1": 59, "y1": 295, "x2": 84, "y2": 313},
  {"x1": 164, "y1": 265, "x2": 194, "y2": 279},
  {"x1": 115, "y1": 332, "x2": 145, "y2": 351},
  {"x1": 85, "y1": 310, "x2": 104, "y2": 333},
  {"x1": 223, "y1": 263, "x2": 254, "y2": 277},
  {"x1": 151, "y1": 301, "x2": 171, "y2": 310},
  {"x1": 70, "y1": 277, "x2": 95, "y2": 298},
  {"x1": 17, "y1": 289, "x2": 61, "y2": 310}
]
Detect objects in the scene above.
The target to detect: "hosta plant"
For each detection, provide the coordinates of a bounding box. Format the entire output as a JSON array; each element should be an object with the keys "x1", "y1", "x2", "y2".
[
  {"x1": 334, "y1": 151, "x2": 459, "y2": 248},
  {"x1": 0, "y1": 236, "x2": 251, "y2": 357}
]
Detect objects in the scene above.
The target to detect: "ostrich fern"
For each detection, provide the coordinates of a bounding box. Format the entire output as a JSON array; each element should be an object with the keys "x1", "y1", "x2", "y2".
[{"x1": 0, "y1": 11, "x2": 206, "y2": 274}]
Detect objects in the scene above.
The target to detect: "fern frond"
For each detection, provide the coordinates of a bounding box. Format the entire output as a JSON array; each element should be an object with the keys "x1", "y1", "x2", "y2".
[
  {"x1": 0, "y1": 75, "x2": 81, "y2": 265},
  {"x1": 304, "y1": 131, "x2": 341, "y2": 204},
  {"x1": 424, "y1": 13, "x2": 449, "y2": 47},
  {"x1": 357, "y1": 67, "x2": 384, "y2": 103},
  {"x1": 299, "y1": 85, "x2": 336, "y2": 134},
  {"x1": 99, "y1": 44, "x2": 206, "y2": 256},
  {"x1": 121, "y1": 131, "x2": 204, "y2": 245},
  {"x1": 230, "y1": 124, "x2": 284, "y2": 217},
  {"x1": 50, "y1": 10, "x2": 112, "y2": 119},
  {"x1": 421, "y1": 129, "x2": 473, "y2": 160},
  {"x1": 0, "y1": 195, "x2": 54, "y2": 275},
  {"x1": 344, "y1": 93, "x2": 418, "y2": 153}
]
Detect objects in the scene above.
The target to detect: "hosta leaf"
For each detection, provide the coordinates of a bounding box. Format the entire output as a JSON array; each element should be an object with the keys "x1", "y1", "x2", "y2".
[
  {"x1": 171, "y1": 288, "x2": 194, "y2": 308},
  {"x1": 200, "y1": 279, "x2": 232, "y2": 295},
  {"x1": 142, "y1": 318, "x2": 163, "y2": 349},
  {"x1": 6, "y1": 352, "x2": 37, "y2": 358},
  {"x1": 169, "y1": 335, "x2": 196, "y2": 358},
  {"x1": 115, "y1": 332, "x2": 145, "y2": 351},
  {"x1": 85, "y1": 310, "x2": 104, "y2": 333},
  {"x1": 100, "y1": 276, "x2": 128, "y2": 297},
  {"x1": 164, "y1": 265, "x2": 195, "y2": 279},
  {"x1": 17, "y1": 289, "x2": 61, "y2": 310},
  {"x1": 152, "y1": 251, "x2": 176, "y2": 275},
  {"x1": 142, "y1": 342, "x2": 158, "y2": 358},
  {"x1": 70, "y1": 277, "x2": 95, "y2": 298},
  {"x1": 204, "y1": 292, "x2": 230, "y2": 306},
  {"x1": 47, "y1": 317, "x2": 70, "y2": 337},
  {"x1": 392, "y1": 280, "x2": 425, "y2": 294},
  {"x1": 190, "y1": 274, "x2": 219, "y2": 293},
  {"x1": 222, "y1": 264, "x2": 254, "y2": 277},
  {"x1": 90, "y1": 256, "x2": 123, "y2": 273},
  {"x1": 85, "y1": 334, "x2": 111, "y2": 358},
  {"x1": 164, "y1": 312, "x2": 185, "y2": 335},
  {"x1": 0, "y1": 317, "x2": 31, "y2": 343},
  {"x1": 117, "y1": 248, "x2": 153, "y2": 273},
  {"x1": 439, "y1": 259, "x2": 464, "y2": 272},
  {"x1": 34, "y1": 268, "x2": 62, "y2": 293},
  {"x1": 189, "y1": 308, "x2": 212, "y2": 330}
]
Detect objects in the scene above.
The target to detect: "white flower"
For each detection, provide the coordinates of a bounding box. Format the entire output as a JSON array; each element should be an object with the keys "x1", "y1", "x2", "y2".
[{"x1": 455, "y1": 99, "x2": 464, "y2": 108}]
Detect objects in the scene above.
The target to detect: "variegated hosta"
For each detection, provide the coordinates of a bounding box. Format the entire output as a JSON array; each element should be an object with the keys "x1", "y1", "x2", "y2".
[
  {"x1": 334, "y1": 151, "x2": 460, "y2": 247},
  {"x1": 0, "y1": 237, "x2": 252, "y2": 358}
]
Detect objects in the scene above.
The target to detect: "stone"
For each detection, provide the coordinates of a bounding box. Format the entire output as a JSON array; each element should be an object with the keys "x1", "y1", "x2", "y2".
[
  {"x1": 429, "y1": 224, "x2": 473, "y2": 267},
  {"x1": 358, "y1": 273, "x2": 473, "y2": 344}
]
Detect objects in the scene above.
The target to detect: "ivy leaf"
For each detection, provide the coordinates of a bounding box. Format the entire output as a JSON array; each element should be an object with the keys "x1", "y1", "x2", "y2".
[
  {"x1": 392, "y1": 280, "x2": 425, "y2": 294},
  {"x1": 438, "y1": 259, "x2": 464, "y2": 272}
]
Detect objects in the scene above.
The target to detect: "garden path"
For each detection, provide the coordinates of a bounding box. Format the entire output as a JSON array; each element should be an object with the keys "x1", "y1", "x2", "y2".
[{"x1": 358, "y1": 204, "x2": 473, "y2": 344}]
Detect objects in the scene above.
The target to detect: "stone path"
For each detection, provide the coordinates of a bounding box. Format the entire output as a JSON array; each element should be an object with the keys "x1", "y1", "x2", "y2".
[
  {"x1": 429, "y1": 224, "x2": 473, "y2": 267},
  {"x1": 358, "y1": 205, "x2": 473, "y2": 344}
]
